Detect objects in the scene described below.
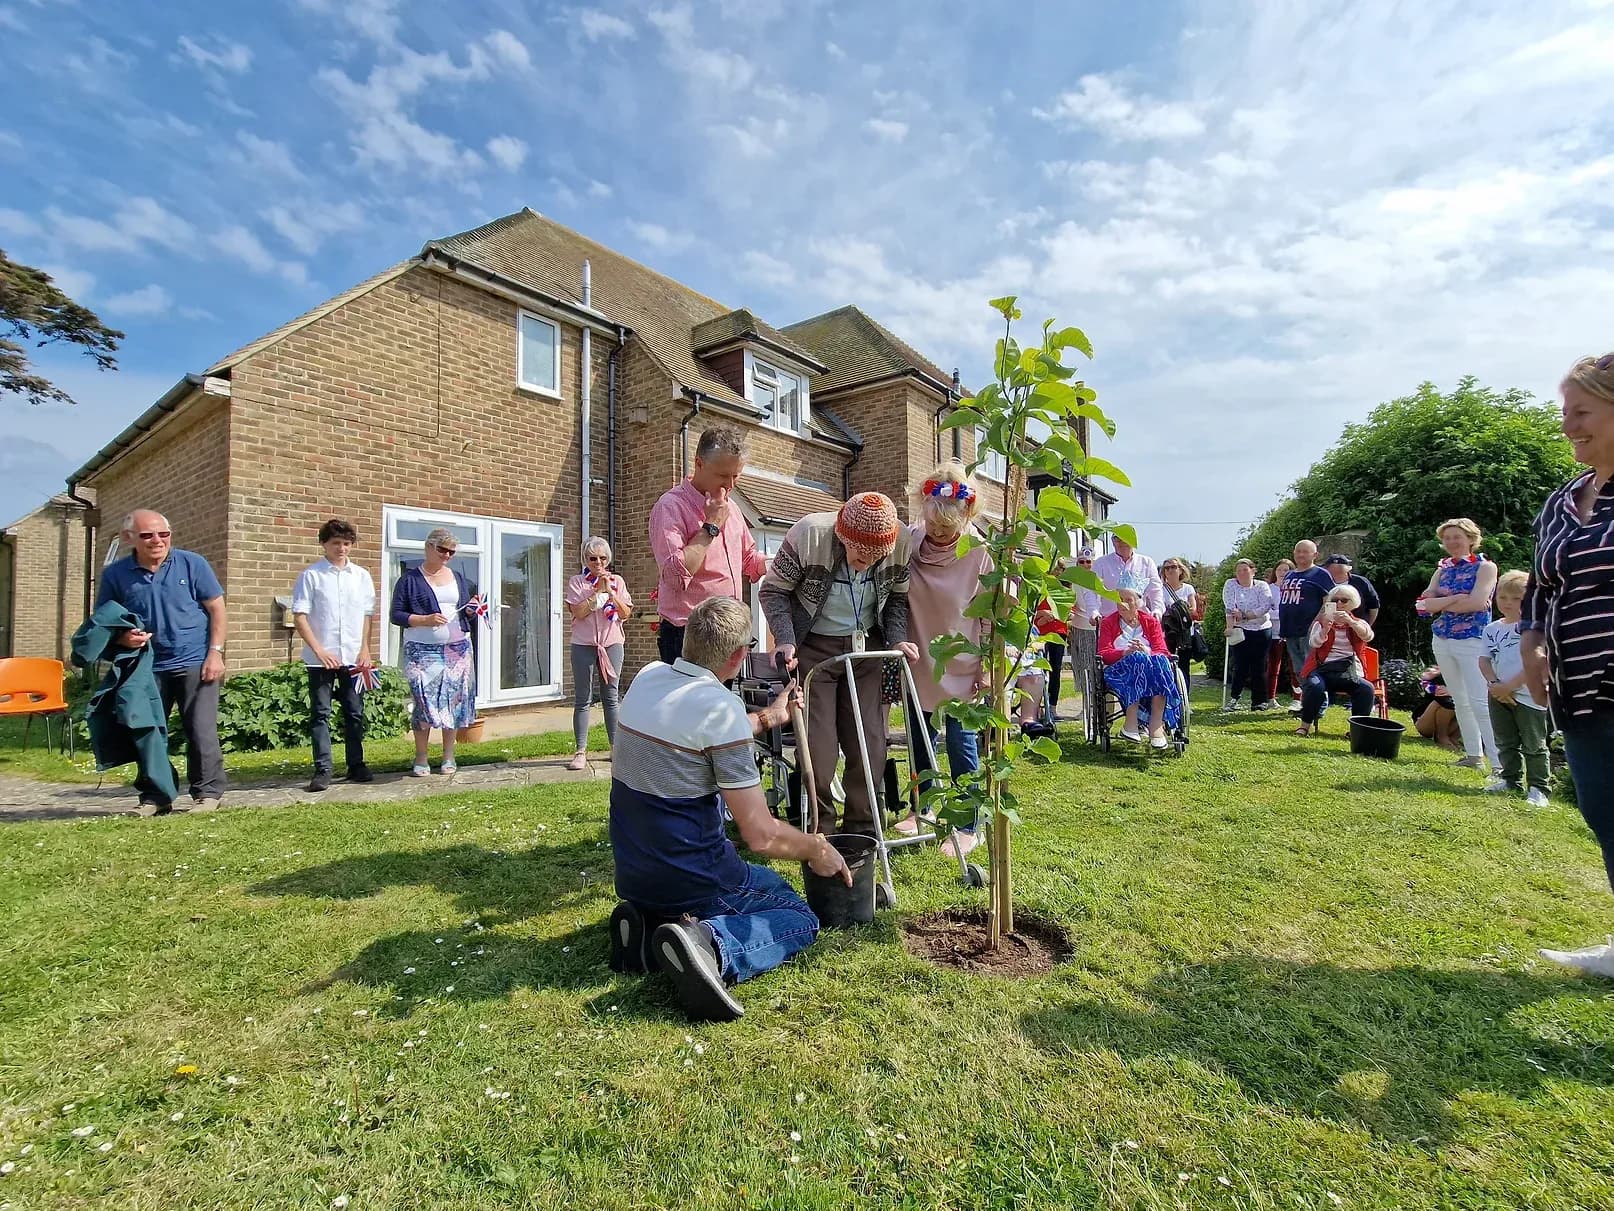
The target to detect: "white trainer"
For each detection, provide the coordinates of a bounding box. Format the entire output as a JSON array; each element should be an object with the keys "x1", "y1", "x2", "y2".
[
  {"x1": 1482, "y1": 776, "x2": 1511, "y2": 794},
  {"x1": 1525, "y1": 788, "x2": 1550, "y2": 808},
  {"x1": 1539, "y1": 937, "x2": 1614, "y2": 978}
]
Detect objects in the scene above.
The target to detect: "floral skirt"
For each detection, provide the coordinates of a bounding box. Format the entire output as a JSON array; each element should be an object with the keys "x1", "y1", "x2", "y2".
[
  {"x1": 1103, "y1": 652, "x2": 1183, "y2": 730},
  {"x1": 403, "y1": 638, "x2": 477, "y2": 730}
]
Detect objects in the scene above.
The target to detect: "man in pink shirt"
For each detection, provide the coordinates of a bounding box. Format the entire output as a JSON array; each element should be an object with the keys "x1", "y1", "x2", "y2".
[{"x1": 649, "y1": 426, "x2": 769, "y2": 663}]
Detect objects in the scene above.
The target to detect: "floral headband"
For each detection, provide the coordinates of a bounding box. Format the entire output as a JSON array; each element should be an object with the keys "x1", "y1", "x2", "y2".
[{"x1": 922, "y1": 479, "x2": 975, "y2": 503}]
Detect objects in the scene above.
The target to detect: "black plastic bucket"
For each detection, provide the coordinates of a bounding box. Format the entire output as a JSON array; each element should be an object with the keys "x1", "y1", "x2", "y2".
[
  {"x1": 1349, "y1": 715, "x2": 1405, "y2": 760},
  {"x1": 802, "y1": 833, "x2": 877, "y2": 928}
]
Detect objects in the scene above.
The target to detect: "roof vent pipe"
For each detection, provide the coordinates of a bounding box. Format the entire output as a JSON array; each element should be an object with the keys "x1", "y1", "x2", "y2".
[
  {"x1": 580, "y1": 259, "x2": 593, "y2": 542},
  {"x1": 582, "y1": 260, "x2": 592, "y2": 307}
]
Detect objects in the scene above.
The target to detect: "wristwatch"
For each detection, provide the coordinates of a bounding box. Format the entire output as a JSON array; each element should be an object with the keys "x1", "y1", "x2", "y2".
[
  {"x1": 210, "y1": 644, "x2": 225, "y2": 654},
  {"x1": 701, "y1": 522, "x2": 721, "y2": 538}
]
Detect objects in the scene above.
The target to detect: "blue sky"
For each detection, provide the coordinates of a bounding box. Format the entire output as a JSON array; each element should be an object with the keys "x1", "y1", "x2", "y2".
[{"x1": 2, "y1": 0, "x2": 1612, "y2": 560}]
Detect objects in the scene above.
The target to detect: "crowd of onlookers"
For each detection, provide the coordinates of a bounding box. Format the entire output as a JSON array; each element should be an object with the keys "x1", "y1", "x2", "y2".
[{"x1": 71, "y1": 351, "x2": 1614, "y2": 1014}]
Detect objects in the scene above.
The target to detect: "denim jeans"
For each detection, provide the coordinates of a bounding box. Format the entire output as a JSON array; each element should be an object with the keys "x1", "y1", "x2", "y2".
[
  {"x1": 1300, "y1": 661, "x2": 1375, "y2": 724},
  {"x1": 307, "y1": 665, "x2": 366, "y2": 776},
  {"x1": 686, "y1": 863, "x2": 820, "y2": 985},
  {"x1": 911, "y1": 711, "x2": 982, "y2": 832},
  {"x1": 1561, "y1": 709, "x2": 1614, "y2": 891}
]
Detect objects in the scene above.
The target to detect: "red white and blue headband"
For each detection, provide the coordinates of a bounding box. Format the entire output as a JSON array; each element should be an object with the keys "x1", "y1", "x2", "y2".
[{"x1": 922, "y1": 479, "x2": 975, "y2": 503}]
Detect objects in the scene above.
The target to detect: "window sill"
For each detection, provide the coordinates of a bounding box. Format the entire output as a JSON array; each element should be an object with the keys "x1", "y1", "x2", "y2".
[{"x1": 516, "y1": 384, "x2": 563, "y2": 402}]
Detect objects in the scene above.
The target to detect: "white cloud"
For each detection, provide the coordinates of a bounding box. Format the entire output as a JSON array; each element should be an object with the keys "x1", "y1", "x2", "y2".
[
  {"x1": 175, "y1": 34, "x2": 252, "y2": 74},
  {"x1": 1034, "y1": 74, "x2": 1205, "y2": 141},
  {"x1": 825, "y1": 40, "x2": 847, "y2": 60},
  {"x1": 41, "y1": 265, "x2": 96, "y2": 304},
  {"x1": 740, "y1": 249, "x2": 795, "y2": 288},
  {"x1": 42, "y1": 197, "x2": 193, "y2": 256},
  {"x1": 486, "y1": 135, "x2": 529, "y2": 170},
  {"x1": 864, "y1": 118, "x2": 908, "y2": 142},
  {"x1": 231, "y1": 132, "x2": 303, "y2": 179},
  {"x1": 626, "y1": 220, "x2": 693, "y2": 252},
  {"x1": 647, "y1": 4, "x2": 754, "y2": 89},
  {"x1": 577, "y1": 9, "x2": 634, "y2": 40},
  {"x1": 297, "y1": 0, "x2": 400, "y2": 45},
  {"x1": 483, "y1": 29, "x2": 531, "y2": 70},
  {"x1": 104, "y1": 284, "x2": 173, "y2": 317},
  {"x1": 587, "y1": 179, "x2": 613, "y2": 199},
  {"x1": 263, "y1": 201, "x2": 365, "y2": 256},
  {"x1": 0, "y1": 208, "x2": 40, "y2": 239},
  {"x1": 710, "y1": 118, "x2": 789, "y2": 157},
  {"x1": 211, "y1": 225, "x2": 309, "y2": 284}
]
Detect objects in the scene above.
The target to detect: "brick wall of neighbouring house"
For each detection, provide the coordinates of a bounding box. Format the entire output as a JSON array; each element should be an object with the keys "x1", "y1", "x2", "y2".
[
  {"x1": 5, "y1": 502, "x2": 88, "y2": 662},
  {"x1": 86, "y1": 394, "x2": 233, "y2": 609},
  {"x1": 221, "y1": 265, "x2": 598, "y2": 680}
]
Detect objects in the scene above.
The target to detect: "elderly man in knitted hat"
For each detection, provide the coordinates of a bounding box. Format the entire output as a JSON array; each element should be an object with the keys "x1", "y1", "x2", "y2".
[{"x1": 761, "y1": 492, "x2": 917, "y2": 836}]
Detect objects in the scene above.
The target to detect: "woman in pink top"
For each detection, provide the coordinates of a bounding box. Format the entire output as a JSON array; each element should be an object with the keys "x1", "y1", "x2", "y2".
[
  {"x1": 565, "y1": 537, "x2": 634, "y2": 771},
  {"x1": 898, "y1": 460, "x2": 991, "y2": 857}
]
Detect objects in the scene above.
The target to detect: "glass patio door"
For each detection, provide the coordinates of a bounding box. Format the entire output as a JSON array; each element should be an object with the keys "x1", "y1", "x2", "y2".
[{"x1": 489, "y1": 521, "x2": 563, "y2": 704}]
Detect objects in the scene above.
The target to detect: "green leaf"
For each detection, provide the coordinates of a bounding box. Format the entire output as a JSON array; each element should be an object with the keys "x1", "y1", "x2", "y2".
[
  {"x1": 1074, "y1": 401, "x2": 1116, "y2": 440},
  {"x1": 1050, "y1": 326, "x2": 1094, "y2": 358},
  {"x1": 989, "y1": 296, "x2": 1022, "y2": 320},
  {"x1": 1029, "y1": 380, "x2": 1077, "y2": 408},
  {"x1": 1028, "y1": 736, "x2": 1062, "y2": 762},
  {"x1": 1037, "y1": 485, "x2": 1087, "y2": 521},
  {"x1": 1079, "y1": 454, "x2": 1132, "y2": 488},
  {"x1": 939, "y1": 408, "x2": 983, "y2": 432}
]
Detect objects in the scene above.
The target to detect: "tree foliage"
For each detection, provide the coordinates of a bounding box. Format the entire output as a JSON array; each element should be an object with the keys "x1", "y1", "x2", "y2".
[
  {"x1": 1, "y1": 248, "x2": 123, "y2": 405},
  {"x1": 921, "y1": 298, "x2": 1130, "y2": 948},
  {"x1": 1208, "y1": 377, "x2": 1575, "y2": 668}
]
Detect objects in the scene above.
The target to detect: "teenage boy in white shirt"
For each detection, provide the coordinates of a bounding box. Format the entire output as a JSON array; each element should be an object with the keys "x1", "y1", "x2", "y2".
[{"x1": 292, "y1": 518, "x2": 377, "y2": 791}]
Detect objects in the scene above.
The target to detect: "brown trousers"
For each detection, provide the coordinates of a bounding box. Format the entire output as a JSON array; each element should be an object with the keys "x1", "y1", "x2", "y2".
[{"x1": 798, "y1": 630, "x2": 887, "y2": 836}]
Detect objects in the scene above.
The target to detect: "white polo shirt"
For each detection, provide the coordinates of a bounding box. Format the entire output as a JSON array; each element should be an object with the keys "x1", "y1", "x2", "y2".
[{"x1": 291, "y1": 558, "x2": 376, "y2": 667}]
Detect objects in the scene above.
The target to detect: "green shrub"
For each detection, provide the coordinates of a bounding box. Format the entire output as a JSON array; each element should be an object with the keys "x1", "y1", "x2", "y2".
[
  {"x1": 216, "y1": 662, "x2": 412, "y2": 753},
  {"x1": 1380, "y1": 658, "x2": 1425, "y2": 711}
]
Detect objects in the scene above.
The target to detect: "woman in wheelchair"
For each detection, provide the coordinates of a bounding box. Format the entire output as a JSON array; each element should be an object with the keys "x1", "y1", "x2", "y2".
[
  {"x1": 1098, "y1": 582, "x2": 1183, "y2": 749},
  {"x1": 1294, "y1": 583, "x2": 1376, "y2": 737}
]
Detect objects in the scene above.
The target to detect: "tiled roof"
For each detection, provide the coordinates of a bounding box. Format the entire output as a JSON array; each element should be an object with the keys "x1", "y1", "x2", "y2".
[
  {"x1": 780, "y1": 305, "x2": 953, "y2": 396},
  {"x1": 207, "y1": 261, "x2": 413, "y2": 374},
  {"x1": 735, "y1": 474, "x2": 843, "y2": 525},
  {"x1": 690, "y1": 308, "x2": 825, "y2": 371}
]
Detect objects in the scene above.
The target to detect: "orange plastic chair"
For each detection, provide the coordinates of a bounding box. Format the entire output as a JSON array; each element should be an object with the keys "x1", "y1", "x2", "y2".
[{"x1": 0, "y1": 657, "x2": 74, "y2": 757}]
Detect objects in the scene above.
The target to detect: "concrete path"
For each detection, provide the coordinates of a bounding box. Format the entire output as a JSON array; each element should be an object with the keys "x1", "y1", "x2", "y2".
[{"x1": 0, "y1": 756, "x2": 612, "y2": 823}]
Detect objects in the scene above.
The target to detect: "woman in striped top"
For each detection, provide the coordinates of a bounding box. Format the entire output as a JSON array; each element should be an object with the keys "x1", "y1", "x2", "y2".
[{"x1": 1524, "y1": 352, "x2": 1614, "y2": 979}]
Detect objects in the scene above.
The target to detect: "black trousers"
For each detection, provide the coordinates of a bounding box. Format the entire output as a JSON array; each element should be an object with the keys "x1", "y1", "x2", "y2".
[
  {"x1": 1045, "y1": 638, "x2": 1065, "y2": 708},
  {"x1": 1227, "y1": 630, "x2": 1272, "y2": 704},
  {"x1": 308, "y1": 666, "x2": 367, "y2": 775},
  {"x1": 158, "y1": 667, "x2": 227, "y2": 800},
  {"x1": 657, "y1": 622, "x2": 686, "y2": 665}
]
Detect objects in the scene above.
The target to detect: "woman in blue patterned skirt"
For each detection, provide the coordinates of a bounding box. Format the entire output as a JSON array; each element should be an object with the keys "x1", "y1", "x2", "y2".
[{"x1": 389, "y1": 527, "x2": 480, "y2": 777}]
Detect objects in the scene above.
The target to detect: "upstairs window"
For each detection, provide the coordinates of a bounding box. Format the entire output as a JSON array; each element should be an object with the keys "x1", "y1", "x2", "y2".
[
  {"x1": 518, "y1": 310, "x2": 561, "y2": 396},
  {"x1": 751, "y1": 357, "x2": 805, "y2": 433},
  {"x1": 975, "y1": 426, "x2": 1007, "y2": 482}
]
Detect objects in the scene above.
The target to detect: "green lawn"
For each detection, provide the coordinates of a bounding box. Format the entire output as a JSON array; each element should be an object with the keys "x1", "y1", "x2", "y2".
[
  {"x1": 0, "y1": 715, "x2": 609, "y2": 785},
  {"x1": 1, "y1": 693, "x2": 1611, "y2": 1209}
]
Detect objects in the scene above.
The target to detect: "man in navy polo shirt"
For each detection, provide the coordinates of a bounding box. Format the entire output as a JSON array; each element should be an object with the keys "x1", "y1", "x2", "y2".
[
  {"x1": 1277, "y1": 539, "x2": 1337, "y2": 713},
  {"x1": 95, "y1": 508, "x2": 229, "y2": 814}
]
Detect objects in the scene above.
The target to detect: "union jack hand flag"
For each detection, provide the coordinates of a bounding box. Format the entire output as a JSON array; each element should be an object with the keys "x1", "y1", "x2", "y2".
[
  {"x1": 588, "y1": 571, "x2": 618, "y2": 621},
  {"x1": 468, "y1": 592, "x2": 492, "y2": 624},
  {"x1": 352, "y1": 663, "x2": 384, "y2": 693}
]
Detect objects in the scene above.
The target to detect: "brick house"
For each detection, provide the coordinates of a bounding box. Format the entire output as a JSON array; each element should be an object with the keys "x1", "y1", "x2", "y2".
[
  {"x1": 0, "y1": 494, "x2": 90, "y2": 661},
  {"x1": 44, "y1": 208, "x2": 1107, "y2": 714}
]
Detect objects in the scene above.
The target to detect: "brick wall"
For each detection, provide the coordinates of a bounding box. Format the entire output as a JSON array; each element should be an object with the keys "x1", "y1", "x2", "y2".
[
  {"x1": 5, "y1": 502, "x2": 88, "y2": 661},
  {"x1": 87, "y1": 394, "x2": 233, "y2": 604}
]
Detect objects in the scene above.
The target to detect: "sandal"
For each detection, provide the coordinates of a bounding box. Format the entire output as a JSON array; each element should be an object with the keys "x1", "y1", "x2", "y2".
[
  {"x1": 411, "y1": 763, "x2": 431, "y2": 778},
  {"x1": 439, "y1": 761, "x2": 458, "y2": 775},
  {"x1": 1293, "y1": 724, "x2": 1313, "y2": 737}
]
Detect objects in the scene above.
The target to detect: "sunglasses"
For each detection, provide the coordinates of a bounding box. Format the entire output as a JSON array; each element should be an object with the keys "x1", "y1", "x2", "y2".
[
  {"x1": 137, "y1": 530, "x2": 171, "y2": 540},
  {"x1": 1077, "y1": 558, "x2": 1093, "y2": 565},
  {"x1": 434, "y1": 545, "x2": 457, "y2": 557},
  {"x1": 586, "y1": 554, "x2": 610, "y2": 563},
  {"x1": 1597, "y1": 354, "x2": 1614, "y2": 371}
]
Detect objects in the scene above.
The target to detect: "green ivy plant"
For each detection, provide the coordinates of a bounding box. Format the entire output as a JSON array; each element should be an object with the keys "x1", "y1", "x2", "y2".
[
  {"x1": 923, "y1": 297, "x2": 1133, "y2": 949},
  {"x1": 215, "y1": 662, "x2": 412, "y2": 753}
]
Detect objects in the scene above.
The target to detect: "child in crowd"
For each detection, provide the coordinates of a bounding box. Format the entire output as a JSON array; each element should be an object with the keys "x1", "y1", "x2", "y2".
[{"x1": 1479, "y1": 570, "x2": 1551, "y2": 807}]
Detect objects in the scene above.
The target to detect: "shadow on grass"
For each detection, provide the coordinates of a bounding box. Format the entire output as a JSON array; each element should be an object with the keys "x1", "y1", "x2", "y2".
[
  {"x1": 245, "y1": 838, "x2": 686, "y2": 1012},
  {"x1": 1021, "y1": 956, "x2": 1612, "y2": 1145}
]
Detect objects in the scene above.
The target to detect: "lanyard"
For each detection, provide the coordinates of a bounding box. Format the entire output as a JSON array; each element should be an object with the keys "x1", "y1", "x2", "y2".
[{"x1": 845, "y1": 568, "x2": 870, "y2": 628}]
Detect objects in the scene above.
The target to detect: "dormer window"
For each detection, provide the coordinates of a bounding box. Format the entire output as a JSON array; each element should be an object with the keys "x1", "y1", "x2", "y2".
[{"x1": 752, "y1": 358, "x2": 805, "y2": 433}]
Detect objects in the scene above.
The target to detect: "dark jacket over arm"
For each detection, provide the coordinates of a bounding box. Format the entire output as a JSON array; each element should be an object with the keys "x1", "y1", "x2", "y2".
[{"x1": 70, "y1": 601, "x2": 180, "y2": 806}]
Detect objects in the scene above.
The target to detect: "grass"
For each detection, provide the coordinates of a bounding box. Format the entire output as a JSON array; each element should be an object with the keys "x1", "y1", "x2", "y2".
[
  {"x1": 1, "y1": 690, "x2": 1611, "y2": 1209},
  {"x1": 0, "y1": 714, "x2": 609, "y2": 786}
]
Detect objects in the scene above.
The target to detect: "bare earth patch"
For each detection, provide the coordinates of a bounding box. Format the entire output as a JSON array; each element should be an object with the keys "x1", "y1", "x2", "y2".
[{"x1": 900, "y1": 909, "x2": 1071, "y2": 977}]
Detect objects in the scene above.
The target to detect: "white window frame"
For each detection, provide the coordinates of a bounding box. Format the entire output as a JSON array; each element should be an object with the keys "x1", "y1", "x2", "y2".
[
  {"x1": 517, "y1": 309, "x2": 562, "y2": 398},
  {"x1": 743, "y1": 349, "x2": 811, "y2": 435},
  {"x1": 975, "y1": 426, "x2": 1007, "y2": 482},
  {"x1": 379, "y1": 505, "x2": 565, "y2": 708}
]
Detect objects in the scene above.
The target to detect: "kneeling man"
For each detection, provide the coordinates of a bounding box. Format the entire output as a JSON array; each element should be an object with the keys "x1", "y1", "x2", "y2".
[{"x1": 609, "y1": 596, "x2": 850, "y2": 1021}]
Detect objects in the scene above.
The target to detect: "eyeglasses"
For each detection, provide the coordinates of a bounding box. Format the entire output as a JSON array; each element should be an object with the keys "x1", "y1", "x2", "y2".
[
  {"x1": 1077, "y1": 559, "x2": 1093, "y2": 565},
  {"x1": 137, "y1": 530, "x2": 171, "y2": 540},
  {"x1": 434, "y1": 545, "x2": 457, "y2": 557},
  {"x1": 748, "y1": 637, "x2": 758, "y2": 650},
  {"x1": 585, "y1": 554, "x2": 610, "y2": 563}
]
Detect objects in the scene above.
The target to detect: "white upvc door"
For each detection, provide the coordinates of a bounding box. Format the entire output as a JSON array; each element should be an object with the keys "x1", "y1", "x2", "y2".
[{"x1": 380, "y1": 506, "x2": 564, "y2": 708}]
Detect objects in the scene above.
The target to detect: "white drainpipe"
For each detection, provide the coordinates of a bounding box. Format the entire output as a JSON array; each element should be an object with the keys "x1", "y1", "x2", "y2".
[{"x1": 580, "y1": 260, "x2": 592, "y2": 545}]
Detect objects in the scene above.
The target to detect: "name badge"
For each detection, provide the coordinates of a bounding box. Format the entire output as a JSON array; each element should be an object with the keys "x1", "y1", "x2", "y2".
[{"x1": 852, "y1": 630, "x2": 866, "y2": 654}]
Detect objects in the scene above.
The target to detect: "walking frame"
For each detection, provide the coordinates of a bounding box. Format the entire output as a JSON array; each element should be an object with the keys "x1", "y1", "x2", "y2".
[{"x1": 780, "y1": 649, "x2": 985, "y2": 906}]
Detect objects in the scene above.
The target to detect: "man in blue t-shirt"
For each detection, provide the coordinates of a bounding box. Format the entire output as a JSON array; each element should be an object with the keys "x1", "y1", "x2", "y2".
[
  {"x1": 1277, "y1": 539, "x2": 1336, "y2": 712},
  {"x1": 608, "y1": 596, "x2": 849, "y2": 1022},
  {"x1": 94, "y1": 509, "x2": 229, "y2": 813}
]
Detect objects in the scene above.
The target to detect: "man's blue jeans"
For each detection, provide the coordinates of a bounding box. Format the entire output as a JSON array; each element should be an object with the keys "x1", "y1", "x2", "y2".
[
  {"x1": 1562, "y1": 709, "x2": 1614, "y2": 891},
  {"x1": 686, "y1": 863, "x2": 820, "y2": 985},
  {"x1": 913, "y1": 712, "x2": 981, "y2": 832}
]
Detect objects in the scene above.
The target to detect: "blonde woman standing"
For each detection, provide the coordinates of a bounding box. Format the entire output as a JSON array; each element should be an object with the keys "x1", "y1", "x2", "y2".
[
  {"x1": 1418, "y1": 518, "x2": 1499, "y2": 772},
  {"x1": 388, "y1": 527, "x2": 480, "y2": 777},
  {"x1": 899, "y1": 461, "x2": 990, "y2": 857},
  {"x1": 565, "y1": 537, "x2": 633, "y2": 771}
]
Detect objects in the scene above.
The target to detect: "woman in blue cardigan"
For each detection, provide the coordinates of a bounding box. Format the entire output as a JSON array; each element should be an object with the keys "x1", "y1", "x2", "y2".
[{"x1": 389, "y1": 527, "x2": 480, "y2": 776}]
